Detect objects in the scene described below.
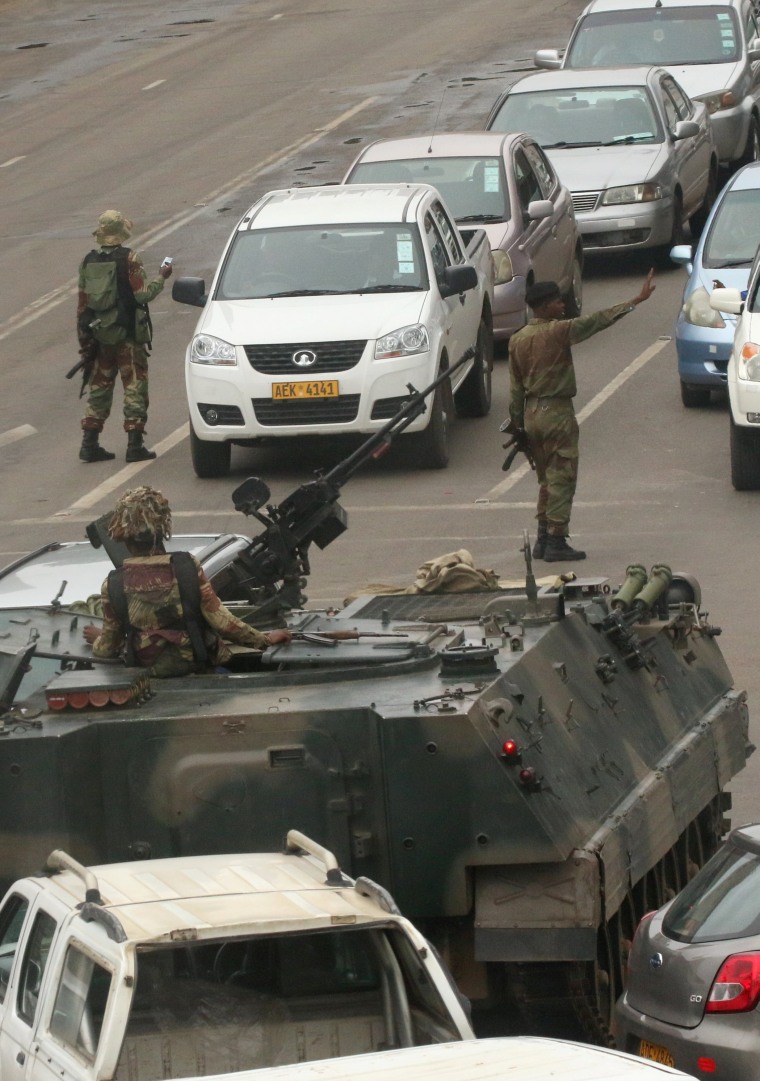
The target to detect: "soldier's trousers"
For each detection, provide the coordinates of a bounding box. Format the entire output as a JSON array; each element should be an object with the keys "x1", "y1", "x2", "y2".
[
  {"x1": 81, "y1": 340, "x2": 150, "y2": 433},
  {"x1": 524, "y1": 397, "x2": 579, "y2": 537}
]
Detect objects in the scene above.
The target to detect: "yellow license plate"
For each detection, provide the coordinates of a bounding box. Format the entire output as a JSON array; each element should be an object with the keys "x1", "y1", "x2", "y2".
[
  {"x1": 271, "y1": 380, "x2": 339, "y2": 399},
  {"x1": 639, "y1": 1040, "x2": 675, "y2": 1068}
]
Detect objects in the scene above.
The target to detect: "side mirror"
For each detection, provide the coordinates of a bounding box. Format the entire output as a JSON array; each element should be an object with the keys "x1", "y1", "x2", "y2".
[
  {"x1": 673, "y1": 120, "x2": 700, "y2": 141},
  {"x1": 439, "y1": 264, "x2": 478, "y2": 298},
  {"x1": 710, "y1": 287, "x2": 744, "y2": 315},
  {"x1": 534, "y1": 48, "x2": 561, "y2": 69},
  {"x1": 527, "y1": 199, "x2": 554, "y2": 222},
  {"x1": 172, "y1": 276, "x2": 207, "y2": 307},
  {"x1": 670, "y1": 243, "x2": 693, "y2": 269}
]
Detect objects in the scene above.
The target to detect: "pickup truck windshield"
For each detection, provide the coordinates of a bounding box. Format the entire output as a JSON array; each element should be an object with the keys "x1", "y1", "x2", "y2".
[
  {"x1": 350, "y1": 157, "x2": 511, "y2": 224},
  {"x1": 490, "y1": 87, "x2": 662, "y2": 148},
  {"x1": 565, "y1": 6, "x2": 740, "y2": 66},
  {"x1": 217, "y1": 225, "x2": 428, "y2": 299}
]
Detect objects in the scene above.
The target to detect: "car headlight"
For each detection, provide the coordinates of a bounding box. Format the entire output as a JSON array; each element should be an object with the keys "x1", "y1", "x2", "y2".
[
  {"x1": 375, "y1": 323, "x2": 430, "y2": 359},
  {"x1": 190, "y1": 334, "x2": 237, "y2": 365},
  {"x1": 601, "y1": 183, "x2": 663, "y2": 205},
  {"x1": 492, "y1": 250, "x2": 514, "y2": 285},
  {"x1": 682, "y1": 287, "x2": 726, "y2": 329},
  {"x1": 694, "y1": 90, "x2": 737, "y2": 114},
  {"x1": 740, "y1": 342, "x2": 760, "y2": 381}
]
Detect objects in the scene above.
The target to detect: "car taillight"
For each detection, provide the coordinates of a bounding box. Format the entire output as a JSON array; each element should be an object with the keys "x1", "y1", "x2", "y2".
[{"x1": 706, "y1": 952, "x2": 760, "y2": 1013}]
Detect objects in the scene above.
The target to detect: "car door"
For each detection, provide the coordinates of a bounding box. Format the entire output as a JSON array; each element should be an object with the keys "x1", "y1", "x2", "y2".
[
  {"x1": 511, "y1": 143, "x2": 558, "y2": 283},
  {"x1": 522, "y1": 139, "x2": 577, "y2": 293},
  {"x1": 424, "y1": 202, "x2": 477, "y2": 374},
  {"x1": 661, "y1": 75, "x2": 711, "y2": 217}
]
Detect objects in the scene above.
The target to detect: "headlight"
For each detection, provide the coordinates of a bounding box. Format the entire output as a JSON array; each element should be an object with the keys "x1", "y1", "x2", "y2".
[
  {"x1": 740, "y1": 342, "x2": 760, "y2": 381},
  {"x1": 601, "y1": 183, "x2": 663, "y2": 205},
  {"x1": 694, "y1": 90, "x2": 737, "y2": 114},
  {"x1": 682, "y1": 287, "x2": 725, "y2": 329},
  {"x1": 190, "y1": 334, "x2": 237, "y2": 365},
  {"x1": 375, "y1": 323, "x2": 430, "y2": 359},
  {"x1": 492, "y1": 249, "x2": 514, "y2": 285}
]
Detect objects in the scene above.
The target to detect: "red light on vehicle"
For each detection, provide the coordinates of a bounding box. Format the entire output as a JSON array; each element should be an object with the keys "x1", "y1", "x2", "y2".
[
  {"x1": 501, "y1": 739, "x2": 521, "y2": 759},
  {"x1": 706, "y1": 952, "x2": 760, "y2": 1013},
  {"x1": 519, "y1": 766, "x2": 537, "y2": 787},
  {"x1": 697, "y1": 1058, "x2": 716, "y2": 1073}
]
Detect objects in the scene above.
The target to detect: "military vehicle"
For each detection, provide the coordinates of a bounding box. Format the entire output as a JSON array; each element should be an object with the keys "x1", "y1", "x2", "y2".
[{"x1": 0, "y1": 360, "x2": 751, "y2": 1047}]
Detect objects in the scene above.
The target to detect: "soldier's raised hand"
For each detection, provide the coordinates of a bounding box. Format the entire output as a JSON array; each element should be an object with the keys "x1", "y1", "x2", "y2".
[{"x1": 631, "y1": 268, "x2": 656, "y2": 306}]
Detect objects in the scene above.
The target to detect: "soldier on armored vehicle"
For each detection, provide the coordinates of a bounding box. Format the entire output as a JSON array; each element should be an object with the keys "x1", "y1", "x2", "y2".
[{"x1": 82, "y1": 485, "x2": 291, "y2": 677}]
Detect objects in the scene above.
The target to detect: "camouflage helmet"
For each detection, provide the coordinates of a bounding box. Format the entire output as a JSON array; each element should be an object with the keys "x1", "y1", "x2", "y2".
[
  {"x1": 108, "y1": 486, "x2": 173, "y2": 543},
  {"x1": 93, "y1": 210, "x2": 133, "y2": 246}
]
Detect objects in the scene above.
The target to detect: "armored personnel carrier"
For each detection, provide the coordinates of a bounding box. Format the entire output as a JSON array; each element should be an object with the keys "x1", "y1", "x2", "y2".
[{"x1": 0, "y1": 373, "x2": 751, "y2": 1047}]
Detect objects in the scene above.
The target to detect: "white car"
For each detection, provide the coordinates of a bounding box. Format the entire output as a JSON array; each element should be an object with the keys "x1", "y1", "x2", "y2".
[{"x1": 710, "y1": 243, "x2": 760, "y2": 487}]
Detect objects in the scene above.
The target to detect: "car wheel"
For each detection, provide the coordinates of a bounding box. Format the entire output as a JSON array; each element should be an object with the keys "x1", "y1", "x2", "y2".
[
  {"x1": 562, "y1": 252, "x2": 583, "y2": 317},
  {"x1": 680, "y1": 381, "x2": 711, "y2": 408},
  {"x1": 190, "y1": 425, "x2": 232, "y2": 478},
  {"x1": 656, "y1": 192, "x2": 684, "y2": 266},
  {"x1": 730, "y1": 415, "x2": 760, "y2": 489},
  {"x1": 409, "y1": 381, "x2": 449, "y2": 469},
  {"x1": 736, "y1": 114, "x2": 760, "y2": 170},
  {"x1": 454, "y1": 317, "x2": 493, "y2": 418},
  {"x1": 689, "y1": 163, "x2": 718, "y2": 236}
]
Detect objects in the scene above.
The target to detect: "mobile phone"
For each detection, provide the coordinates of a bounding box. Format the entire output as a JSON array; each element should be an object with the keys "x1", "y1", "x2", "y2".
[{"x1": 161, "y1": 257, "x2": 173, "y2": 268}]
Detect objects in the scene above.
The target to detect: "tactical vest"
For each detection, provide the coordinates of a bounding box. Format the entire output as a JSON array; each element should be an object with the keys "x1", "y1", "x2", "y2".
[{"x1": 79, "y1": 246, "x2": 152, "y2": 347}]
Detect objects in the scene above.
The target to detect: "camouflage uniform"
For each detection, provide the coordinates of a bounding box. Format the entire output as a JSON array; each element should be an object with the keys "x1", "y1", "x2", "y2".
[
  {"x1": 91, "y1": 554, "x2": 270, "y2": 677},
  {"x1": 508, "y1": 303, "x2": 633, "y2": 537},
  {"x1": 78, "y1": 247, "x2": 165, "y2": 435}
]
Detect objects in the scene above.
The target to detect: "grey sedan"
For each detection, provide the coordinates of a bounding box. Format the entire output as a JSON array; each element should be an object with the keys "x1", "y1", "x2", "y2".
[
  {"x1": 343, "y1": 132, "x2": 583, "y2": 341},
  {"x1": 486, "y1": 66, "x2": 718, "y2": 256}
]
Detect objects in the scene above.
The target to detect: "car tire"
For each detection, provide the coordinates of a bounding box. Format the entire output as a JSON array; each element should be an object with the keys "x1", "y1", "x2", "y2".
[
  {"x1": 730, "y1": 415, "x2": 760, "y2": 490},
  {"x1": 190, "y1": 425, "x2": 232, "y2": 478},
  {"x1": 657, "y1": 192, "x2": 684, "y2": 266},
  {"x1": 562, "y1": 252, "x2": 584, "y2": 317},
  {"x1": 736, "y1": 114, "x2": 760, "y2": 170},
  {"x1": 680, "y1": 381, "x2": 711, "y2": 408},
  {"x1": 689, "y1": 163, "x2": 718, "y2": 236},
  {"x1": 454, "y1": 317, "x2": 493, "y2": 418},
  {"x1": 409, "y1": 381, "x2": 449, "y2": 469}
]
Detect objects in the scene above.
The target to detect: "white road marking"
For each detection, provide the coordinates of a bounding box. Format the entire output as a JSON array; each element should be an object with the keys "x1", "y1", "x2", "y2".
[
  {"x1": 0, "y1": 96, "x2": 377, "y2": 347},
  {"x1": 481, "y1": 336, "x2": 671, "y2": 500},
  {"x1": 142, "y1": 79, "x2": 166, "y2": 91},
  {"x1": 269, "y1": 13, "x2": 284, "y2": 19},
  {"x1": 0, "y1": 156, "x2": 26, "y2": 168},
  {"x1": 0, "y1": 424, "x2": 36, "y2": 447}
]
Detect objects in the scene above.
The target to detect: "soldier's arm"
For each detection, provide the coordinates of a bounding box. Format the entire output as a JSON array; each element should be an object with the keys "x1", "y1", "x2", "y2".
[
  {"x1": 128, "y1": 250, "x2": 166, "y2": 305},
  {"x1": 508, "y1": 347, "x2": 526, "y2": 427},
  {"x1": 196, "y1": 564, "x2": 272, "y2": 650},
  {"x1": 568, "y1": 269, "x2": 655, "y2": 345},
  {"x1": 90, "y1": 581, "x2": 125, "y2": 658}
]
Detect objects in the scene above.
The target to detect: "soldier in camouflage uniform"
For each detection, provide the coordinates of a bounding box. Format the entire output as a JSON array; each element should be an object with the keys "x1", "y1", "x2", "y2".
[
  {"x1": 77, "y1": 211, "x2": 173, "y2": 464},
  {"x1": 509, "y1": 271, "x2": 655, "y2": 562},
  {"x1": 83, "y1": 486, "x2": 291, "y2": 677}
]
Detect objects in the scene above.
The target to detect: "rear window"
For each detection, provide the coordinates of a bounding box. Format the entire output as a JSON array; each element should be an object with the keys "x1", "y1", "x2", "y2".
[
  {"x1": 565, "y1": 5, "x2": 740, "y2": 66},
  {"x1": 664, "y1": 841, "x2": 760, "y2": 942}
]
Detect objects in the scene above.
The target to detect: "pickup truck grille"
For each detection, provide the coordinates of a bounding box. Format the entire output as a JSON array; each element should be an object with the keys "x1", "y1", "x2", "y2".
[
  {"x1": 244, "y1": 341, "x2": 367, "y2": 374},
  {"x1": 252, "y1": 395, "x2": 361, "y2": 425},
  {"x1": 571, "y1": 192, "x2": 600, "y2": 214}
]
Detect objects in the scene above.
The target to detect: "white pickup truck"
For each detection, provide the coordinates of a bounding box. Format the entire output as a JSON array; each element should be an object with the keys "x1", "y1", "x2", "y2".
[
  {"x1": 0, "y1": 833, "x2": 473, "y2": 1081},
  {"x1": 173, "y1": 184, "x2": 495, "y2": 476}
]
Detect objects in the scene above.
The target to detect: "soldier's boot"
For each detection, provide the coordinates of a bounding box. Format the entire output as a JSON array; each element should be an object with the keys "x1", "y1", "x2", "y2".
[
  {"x1": 126, "y1": 430, "x2": 157, "y2": 463},
  {"x1": 79, "y1": 429, "x2": 115, "y2": 463},
  {"x1": 543, "y1": 534, "x2": 586, "y2": 562},
  {"x1": 532, "y1": 520, "x2": 548, "y2": 559}
]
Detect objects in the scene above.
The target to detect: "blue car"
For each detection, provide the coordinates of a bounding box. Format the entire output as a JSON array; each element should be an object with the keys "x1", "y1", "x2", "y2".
[{"x1": 671, "y1": 161, "x2": 760, "y2": 407}]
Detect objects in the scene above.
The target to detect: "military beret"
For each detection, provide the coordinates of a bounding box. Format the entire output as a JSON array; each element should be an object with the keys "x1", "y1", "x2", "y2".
[{"x1": 526, "y1": 281, "x2": 561, "y2": 308}]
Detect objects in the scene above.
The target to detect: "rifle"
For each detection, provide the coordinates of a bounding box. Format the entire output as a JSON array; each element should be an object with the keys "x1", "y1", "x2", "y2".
[
  {"x1": 66, "y1": 338, "x2": 99, "y2": 399},
  {"x1": 499, "y1": 418, "x2": 536, "y2": 472},
  {"x1": 213, "y1": 348, "x2": 475, "y2": 621}
]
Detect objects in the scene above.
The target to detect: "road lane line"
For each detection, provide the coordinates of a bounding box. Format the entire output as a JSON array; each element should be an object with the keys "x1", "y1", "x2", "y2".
[
  {"x1": 481, "y1": 336, "x2": 671, "y2": 500},
  {"x1": 0, "y1": 156, "x2": 27, "y2": 168},
  {"x1": 142, "y1": 79, "x2": 166, "y2": 90},
  {"x1": 0, "y1": 97, "x2": 377, "y2": 346},
  {"x1": 0, "y1": 424, "x2": 36, "y2": 447}
]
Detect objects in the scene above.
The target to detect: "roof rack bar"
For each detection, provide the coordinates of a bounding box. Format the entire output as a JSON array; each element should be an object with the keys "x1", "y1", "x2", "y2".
[
  {"x1": 47, "y1": 849, "x2": 102, "y2": 905},
  {"x1": 285, "y1": 830, "x2": 350, "y2": 886}
]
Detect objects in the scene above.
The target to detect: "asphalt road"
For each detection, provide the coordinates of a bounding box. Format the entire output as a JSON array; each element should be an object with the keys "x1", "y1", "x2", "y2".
[{"x1": 0, "y1": 0, "x2": 757, "y2": 826}]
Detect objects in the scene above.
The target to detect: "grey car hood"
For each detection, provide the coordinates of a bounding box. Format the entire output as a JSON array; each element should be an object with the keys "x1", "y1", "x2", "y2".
[
  {"x1": 544, "y1": 144, "x2": 666, "y2": 193},
  {"x1": 663, "y1": 60, "x2": 743, "y2": 100}
]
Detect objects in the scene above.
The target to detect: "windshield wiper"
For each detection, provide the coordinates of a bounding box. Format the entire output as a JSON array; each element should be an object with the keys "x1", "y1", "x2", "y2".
[
  {"x1": 263, "y1": 288, "x2": 348, "y2": 298},
  {"x1": 457, "y1": 213, "x2": 505, "y2": 223},
  {"x1": 543, "y1": 140, "x2": 603, "y2": 149},
  {"x1": 358, "y1": 284, "x2": 422, "y2": 293},
  {"x1": 605, "y1": 134, "x2": 654, "y2": 145}
]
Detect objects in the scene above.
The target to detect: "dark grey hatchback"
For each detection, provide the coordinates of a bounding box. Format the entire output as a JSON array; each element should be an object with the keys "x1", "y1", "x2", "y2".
[{"x1": 615, "y1": 823, "x2": 760, "y2": 1079}]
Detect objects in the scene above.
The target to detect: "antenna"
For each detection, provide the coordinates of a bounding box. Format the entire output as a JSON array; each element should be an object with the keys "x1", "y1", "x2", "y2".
[{"x1": 427, "y1": 86, "x2": 448, "y2": 154}]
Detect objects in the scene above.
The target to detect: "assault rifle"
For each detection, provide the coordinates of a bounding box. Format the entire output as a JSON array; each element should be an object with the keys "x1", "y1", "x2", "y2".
[
  {"x1": 214, "y1": 348, "x2": 475, "y2": 621},
  {"x1": 66, "y1": 338, "x2": 99, "y2": 399}
]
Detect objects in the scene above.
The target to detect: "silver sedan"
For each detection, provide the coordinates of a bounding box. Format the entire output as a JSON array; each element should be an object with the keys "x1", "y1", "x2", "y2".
[{"x1": 486, "y1": 66, "x2": 718, "y2": 257}]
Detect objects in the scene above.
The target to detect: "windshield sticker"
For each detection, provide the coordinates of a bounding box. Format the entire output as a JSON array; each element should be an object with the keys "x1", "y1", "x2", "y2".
[{"x1": 484, "y1": 165, "x2": 500, "y2": 193}]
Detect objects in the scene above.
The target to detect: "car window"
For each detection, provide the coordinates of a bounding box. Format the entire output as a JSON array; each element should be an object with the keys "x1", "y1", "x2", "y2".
[
  {"x1": 660, "y1": 82, "x2": 680, "y2": 129},
  {"x1": 745, "y1": 8, "x2": 758, "y2": 42},
  {"x1": 513, "y1": 149, "x2": 542, "y2": 213},
  {"x1": 523, "y1": 142, "x2": 556, "y2": 198},
  {"x1": 664, "y1": 841, "x2": 760, "y2": 943},
  {"x1": 431, "y1": 201, "x2": 464, "y2": 265},
  {"x1": 703, "y1": 187, "x2": 760, "y2": 267},
  {"x1": 424, "y1": 213, "x2": 450, "y2": 279},
  {"x1": 491, "y1": 87, "x2": 661, "y2": 147},
  {"x1": 17, "y1": 909, "x2": 57, "y2": 1025},
  {"x1": 0, "y1": 894, "x2": 30, "y2": 1005},
  {"x1": 662, "y1": 77, "x2": 692, "y2": 120},
  {"x1": 50, "y1": 944, "x2": 112, "y2": 1061},
  {"x1": 565, "y1": 6, "x2": 741, "y2": 66}
]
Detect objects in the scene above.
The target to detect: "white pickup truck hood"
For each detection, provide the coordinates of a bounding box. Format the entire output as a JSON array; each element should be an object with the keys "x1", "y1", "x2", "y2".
[
  {"x1": 545, "y1": 145, "x2": 666, "y2": 192},
  {"x1": 200, "y1": 293, "x2": 427, "y2": 345}
]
